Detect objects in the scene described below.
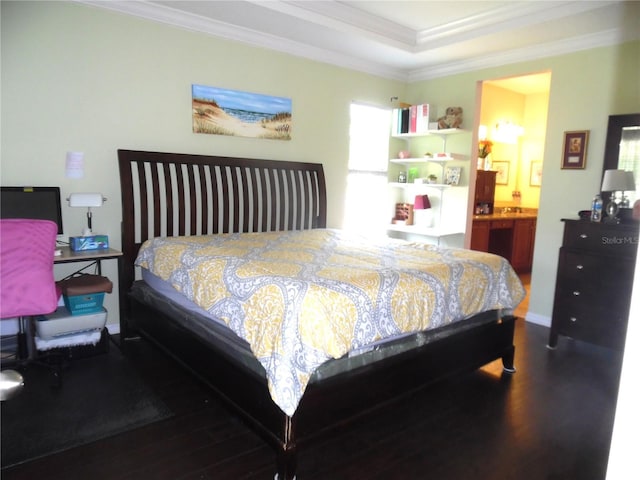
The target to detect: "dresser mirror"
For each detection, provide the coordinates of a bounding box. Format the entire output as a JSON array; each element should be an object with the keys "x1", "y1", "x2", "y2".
[{"x1": 601, "y1": 113, "x2": 640, "y2": 218}]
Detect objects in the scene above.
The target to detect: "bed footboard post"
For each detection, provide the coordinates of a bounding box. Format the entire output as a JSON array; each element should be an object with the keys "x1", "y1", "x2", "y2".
[
  {"x1": 275, "y1": 415, "x2": 297, "y2": 480},
  {"x1": 501, "y1": 344, "x2": 516, "y2": 373},
  {"x1": 276, "y1": 448, "x2": 297, "y2": 480},
  {"x1": 501, "y1": 315, "x2": 517, "y2": 373}
]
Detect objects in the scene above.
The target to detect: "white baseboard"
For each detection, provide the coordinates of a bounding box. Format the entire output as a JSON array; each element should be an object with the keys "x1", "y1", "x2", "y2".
[{"x1": 524, "y1": 312, "x2": 551, "y2": 328}]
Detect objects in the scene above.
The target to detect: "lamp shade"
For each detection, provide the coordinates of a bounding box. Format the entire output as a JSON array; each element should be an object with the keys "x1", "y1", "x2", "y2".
[
  {"x1": 68, "y1": 192, "x2": 104, "y2": 208},
  {"x1": 623, "y1": 171, "x2": 636, "y2": 191},
  {"x1": 601, "y1": 170, "x2": 636, "y2": 192},
  {"x1": 414, "y1": 194, "x2": 431, "y2": 210}
]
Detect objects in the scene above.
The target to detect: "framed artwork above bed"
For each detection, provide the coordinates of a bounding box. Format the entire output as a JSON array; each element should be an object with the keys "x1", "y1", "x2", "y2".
[{"x1": 191, "y1": 84, "x2": 292, "y2": 140}]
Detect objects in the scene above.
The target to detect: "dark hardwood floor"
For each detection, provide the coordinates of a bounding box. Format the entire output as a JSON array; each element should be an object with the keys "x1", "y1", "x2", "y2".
[{"x1": 2, "y1": 319, "x2": 622, "y2": 480}]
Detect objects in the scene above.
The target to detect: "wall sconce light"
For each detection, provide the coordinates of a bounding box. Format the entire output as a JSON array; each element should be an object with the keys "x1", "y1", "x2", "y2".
[
  {"x1": 493, "y1": 121, "x2": 524, "y2": 144},
  {"x1": 478, "y1": 125, "x2": 488, "y2": 141},
  {"x1": 67, "y1": 192, "x2": 106, "y2": 236},
  {"x1": 601, "y1": 170, "x2": 636, "y2": 223}
]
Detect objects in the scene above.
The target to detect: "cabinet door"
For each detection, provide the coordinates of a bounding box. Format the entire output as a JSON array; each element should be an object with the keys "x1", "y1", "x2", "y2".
[
  {"x1": 511, "y1": 218, "x2": 536, "y2": 272},
  {"x1": 474, "y1": 171, "x2": 496, "y2": 203},
  {"x1": 470, "y1": 221, "x2": 490, "y2": 252}
]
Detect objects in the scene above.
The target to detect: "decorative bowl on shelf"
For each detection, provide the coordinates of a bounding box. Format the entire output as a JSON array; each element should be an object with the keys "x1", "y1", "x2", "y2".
[{"x1": 397, "y1": 150, "x2": 410, "y2": 159}]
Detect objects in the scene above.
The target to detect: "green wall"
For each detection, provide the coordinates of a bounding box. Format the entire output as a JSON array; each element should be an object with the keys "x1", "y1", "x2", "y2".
[
  {"x1": 1, "y1": 1, "x2": 405, "y2": 328},
  {"x1": 2, "y1": 1, "x2": 639, "y2": 329}
]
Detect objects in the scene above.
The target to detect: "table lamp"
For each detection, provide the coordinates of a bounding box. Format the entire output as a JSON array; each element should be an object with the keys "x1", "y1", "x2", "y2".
[
  {"x1": 68, "y1": 192, "x2": 106, "y2": 236},
  {"x1": 601, "y1": 170, "x2": 635, "y2": 223}
]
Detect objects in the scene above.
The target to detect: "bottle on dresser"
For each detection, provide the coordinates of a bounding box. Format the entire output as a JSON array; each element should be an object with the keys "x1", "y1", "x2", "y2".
[{"x1": 591, "y1": 194, "x2": 603, "y2": 222}]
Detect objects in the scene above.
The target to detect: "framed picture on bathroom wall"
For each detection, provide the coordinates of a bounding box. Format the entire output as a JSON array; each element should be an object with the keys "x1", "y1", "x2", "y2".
[
  {"x1": 492, "y1": 161, "x2": 509, "y2": 185},
  {"x1": 530, "y1": 161, "x2": 543, "y2": 186}
]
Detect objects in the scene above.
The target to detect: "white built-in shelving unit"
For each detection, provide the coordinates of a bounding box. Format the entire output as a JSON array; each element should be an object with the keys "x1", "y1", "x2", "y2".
[{"x1": 388, "y1": 128, "x2": 469, "y2": 244}]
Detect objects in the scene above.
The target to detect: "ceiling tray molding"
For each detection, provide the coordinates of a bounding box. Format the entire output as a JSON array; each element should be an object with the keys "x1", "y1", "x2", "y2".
[{"x1": 408, "y1": 28, "x2": 627, "y2": 83}]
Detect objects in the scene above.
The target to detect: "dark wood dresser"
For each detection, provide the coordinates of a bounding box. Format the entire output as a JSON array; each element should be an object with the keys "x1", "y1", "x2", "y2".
[{"x1": 548, "y1": 219, "x2": 639, "y2": 350}]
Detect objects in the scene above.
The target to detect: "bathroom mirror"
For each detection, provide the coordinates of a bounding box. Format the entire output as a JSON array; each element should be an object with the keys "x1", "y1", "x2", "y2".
[{"x1": 601, "y1": 113, "x2": 640, "y2": 215}]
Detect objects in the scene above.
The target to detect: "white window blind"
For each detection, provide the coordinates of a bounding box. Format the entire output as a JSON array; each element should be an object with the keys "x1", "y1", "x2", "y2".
[{"x1": 342, "y1": 103, "x2": 391, "y2": 236}]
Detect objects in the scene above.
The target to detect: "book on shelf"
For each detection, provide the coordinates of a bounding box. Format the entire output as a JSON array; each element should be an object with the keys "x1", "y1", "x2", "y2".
[
  {"x1": 415, "y1": 104, "x2": 430, "y2": 133},
  {"x1": 392, "y1": 103, "x2": 430, "y2": 135},
  {"x1": 400, "y1": 108, "x2": 410, "y2": 133}
]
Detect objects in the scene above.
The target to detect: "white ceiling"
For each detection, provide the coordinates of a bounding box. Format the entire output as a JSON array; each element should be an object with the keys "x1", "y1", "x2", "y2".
[{"x1": 82, "y1": 0, "x2": 639, "y2": 85}]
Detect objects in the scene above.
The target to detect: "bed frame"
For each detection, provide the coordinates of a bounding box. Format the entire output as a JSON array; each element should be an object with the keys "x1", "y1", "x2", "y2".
[{"x1": 117, "y1": 149, "x2": 517, "y2": 479}]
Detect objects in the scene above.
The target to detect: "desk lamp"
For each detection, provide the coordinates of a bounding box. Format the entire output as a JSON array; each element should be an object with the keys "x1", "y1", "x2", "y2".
[
  {"x1": 67, "y1": 193, "x2": 106, "y2": 236},
  {"x1": 601, "y1": 170, "x2": 635, "y2": 223}
]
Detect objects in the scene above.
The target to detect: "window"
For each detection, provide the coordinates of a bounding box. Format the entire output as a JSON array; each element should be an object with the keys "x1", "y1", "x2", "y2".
[
  {"x1": 618, "y1": 126, "x2": 640, "y2": 205},
  {"x1": 342, "y1": 103, "x2": 391, "y2": 236}
]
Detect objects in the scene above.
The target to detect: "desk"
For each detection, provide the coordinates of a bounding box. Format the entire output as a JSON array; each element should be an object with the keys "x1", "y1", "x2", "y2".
[
  {"x1": 54, "y1": 246, "x2": 122, "y2": 338},
  {"x1": 55, "y1": 247, "x2": 122, "y2": 275},
  {"x1": 26, "y1": 247, "x2": 123, "y2": 371}
]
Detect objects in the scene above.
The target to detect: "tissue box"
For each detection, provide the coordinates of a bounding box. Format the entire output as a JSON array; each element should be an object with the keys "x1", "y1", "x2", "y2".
[
  {"x1": 69, "y1": 234, "x2": 109, "y2": 251},
  {"x1": 64, "y1": 292, "x2": 105, "y2": 315},
  {"x1": 35, "y1": 306, "x2": 107, "y2": 340}
]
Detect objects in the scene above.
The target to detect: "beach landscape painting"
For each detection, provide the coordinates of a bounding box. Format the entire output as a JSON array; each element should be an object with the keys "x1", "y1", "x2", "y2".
[{"x1": 192, "y1": 84, "x2": 292, "y2": 140}]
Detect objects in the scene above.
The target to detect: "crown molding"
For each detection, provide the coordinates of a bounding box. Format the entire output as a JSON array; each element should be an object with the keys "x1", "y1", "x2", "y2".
[
  {"x1": 75, "y1": 1, "x2": 636, "y2": 84},
  {"x1": 248, "y1": 0, "x2": 417, "y2": 49},
  {"x1": 76, "y1": 0, "x2": 408, "y2": 80},
  {"x1": 407, "y1": 28, "x2": 629, "y2": 82},
  {"x1": 413, "y1": 1, "x2": 612, "y2": 52}
]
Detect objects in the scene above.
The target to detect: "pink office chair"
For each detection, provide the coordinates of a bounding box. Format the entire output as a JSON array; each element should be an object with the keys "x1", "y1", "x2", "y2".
[{"x1": 0, "y1": 219, "x2": 59, "y2": 400}]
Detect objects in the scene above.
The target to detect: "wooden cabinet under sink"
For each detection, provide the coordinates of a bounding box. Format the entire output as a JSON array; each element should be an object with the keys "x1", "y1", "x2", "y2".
[
  {"x1": 471, "y1": 216, "x2": 537, "y2": 273},
  {"x1": 511, "y1": 218, "x2": 537, "y2": 271},
  {"x1": 470, "y1": 170, "x2": 536, "y2": 272}
]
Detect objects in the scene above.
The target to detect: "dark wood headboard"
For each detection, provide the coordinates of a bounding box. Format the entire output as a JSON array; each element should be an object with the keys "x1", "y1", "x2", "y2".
[{"x1": 117, "y1": 149, "x2": 327, "y2": 335}]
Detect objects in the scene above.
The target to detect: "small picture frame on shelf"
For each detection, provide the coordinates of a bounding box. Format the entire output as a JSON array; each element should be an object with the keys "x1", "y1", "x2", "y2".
[
  {"x1": 561, "y1": 130, "x2": 589, "y2": 169},
  {"x1": 445, "y1": 167, "x2": 461, "y2": 185},
  {"x1": 492, "y1": 161, "x2": 510, "y2": 185}
]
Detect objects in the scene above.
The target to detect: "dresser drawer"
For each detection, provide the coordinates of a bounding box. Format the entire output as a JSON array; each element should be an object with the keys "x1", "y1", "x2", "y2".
[
  {"x1": 558, "y1": 249, "x2": 635, "y2": 297},
  {"x1": 553, "y1": 294, "x2": 631, "y2": 328},
  {"x1": 552, "y1": 303, "x2": 628, "y2": 349},
  {"x1": 562, "y1": 220, "x2": 639, "y2": 256}
]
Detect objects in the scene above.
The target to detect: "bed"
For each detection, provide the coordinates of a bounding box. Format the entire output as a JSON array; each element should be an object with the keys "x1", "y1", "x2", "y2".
[{"x1": 117, "y1": 149, "x2": 524, "y2": 479}]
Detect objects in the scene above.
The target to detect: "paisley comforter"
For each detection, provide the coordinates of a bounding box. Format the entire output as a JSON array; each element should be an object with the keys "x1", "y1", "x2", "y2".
[{"x1": 135, "y1": 229, "x2": 525, "y2": 415}]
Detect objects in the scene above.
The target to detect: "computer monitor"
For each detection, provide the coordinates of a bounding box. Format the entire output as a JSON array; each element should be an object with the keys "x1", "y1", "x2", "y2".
[{"x1": 0, "y1": 186, "x2": 64, "y2": 234}]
